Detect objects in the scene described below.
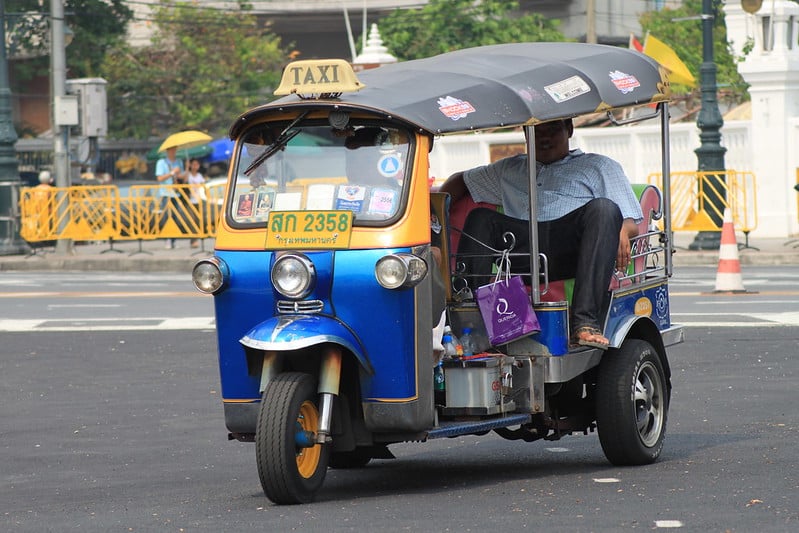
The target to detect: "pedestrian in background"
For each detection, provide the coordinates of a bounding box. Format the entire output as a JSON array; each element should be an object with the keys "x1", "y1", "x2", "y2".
[
  {"x1": 187, "y1": 158, "x2": 206, "y2": 248},
  {"x1": 155, "y1": 146, "x2": 186, "y2": 249},
  {"x1": 27, "y1": 170, "x2": 56, "y2": 245}
]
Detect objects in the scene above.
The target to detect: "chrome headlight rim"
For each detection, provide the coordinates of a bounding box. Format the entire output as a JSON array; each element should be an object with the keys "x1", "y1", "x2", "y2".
[
  {"x1": 192, "y1": 257, "x2": 228, "y2": 295},
  {"x1": 375, "y1": 253, "x2": 429, "y2": 290},
  {"x1": 271, "y1": 253, "x2": 316, "y2": 300}
]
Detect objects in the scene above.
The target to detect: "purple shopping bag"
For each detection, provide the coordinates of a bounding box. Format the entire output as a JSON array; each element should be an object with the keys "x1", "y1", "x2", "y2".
[{"x1": 476, "y1": 275, "x2": 540, "y2": 345}]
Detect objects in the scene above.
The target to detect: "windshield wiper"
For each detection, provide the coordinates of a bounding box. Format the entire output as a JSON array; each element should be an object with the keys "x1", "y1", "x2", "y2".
[{"x1": 243, "y1": 111, "x2": 309, "y2": 176}]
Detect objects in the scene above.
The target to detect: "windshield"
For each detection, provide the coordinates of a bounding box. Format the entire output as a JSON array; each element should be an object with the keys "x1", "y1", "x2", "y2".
[{"x1": 228, "y1": 122, "x2": 413, "y2": 226}]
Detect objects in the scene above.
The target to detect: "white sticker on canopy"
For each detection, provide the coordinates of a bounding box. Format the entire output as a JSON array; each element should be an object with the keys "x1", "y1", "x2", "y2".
[
  {"x1": 544, "y1": 75, "x2": 591, "y2": 103},
  {"x1": 437, "y1": 96, "x2": 476, "y2": 121}
]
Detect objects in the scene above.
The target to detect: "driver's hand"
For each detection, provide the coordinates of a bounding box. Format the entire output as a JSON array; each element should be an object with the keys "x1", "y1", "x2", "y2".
[{"x1": 616, "y1": 228, "x2": 632, "y2": 271}]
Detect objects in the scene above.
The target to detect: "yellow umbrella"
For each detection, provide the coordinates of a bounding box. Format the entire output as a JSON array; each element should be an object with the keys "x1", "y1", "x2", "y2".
[{"x1": 157, "y1": 130, "x2": 213, "y2": 153}]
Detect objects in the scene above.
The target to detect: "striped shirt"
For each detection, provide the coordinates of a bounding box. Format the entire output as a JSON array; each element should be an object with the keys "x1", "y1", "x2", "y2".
[{"x1": 463, "y1": 149, "x2": 643, "y2": 223}]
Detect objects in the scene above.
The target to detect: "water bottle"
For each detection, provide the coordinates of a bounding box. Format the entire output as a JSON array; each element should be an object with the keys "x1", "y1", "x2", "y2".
[
  {"x1": 433, "y1": 361, "x2": 445, "y2": 405},
  {"x1": 460, "y1": 327, "x2": 476, "y2": 357},
  {"x1": 442, "y1": 334, "x2": 459, "y2": 359},
  {"x1": 443, "y1": 326, "x2": 463, "y2": 358}
]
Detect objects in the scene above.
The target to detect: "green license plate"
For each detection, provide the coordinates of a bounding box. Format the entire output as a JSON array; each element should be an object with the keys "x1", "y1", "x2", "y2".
[{"x1": 265, "y1": 211, "x2": 353, "y2": 249}]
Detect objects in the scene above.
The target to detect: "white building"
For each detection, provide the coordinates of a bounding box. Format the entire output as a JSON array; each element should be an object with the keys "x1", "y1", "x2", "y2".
[{"x1": 126, "y1": 1, "x2": 684, "y2": 57}]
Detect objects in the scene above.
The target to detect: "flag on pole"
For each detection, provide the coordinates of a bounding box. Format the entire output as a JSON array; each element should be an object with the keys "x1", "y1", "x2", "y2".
[
  {"x1": 643, "y1": 33, "x2": 696, "y2": 87},
  {"x1": 629, "y1": 33, "x2": 644, "y2": 52}
]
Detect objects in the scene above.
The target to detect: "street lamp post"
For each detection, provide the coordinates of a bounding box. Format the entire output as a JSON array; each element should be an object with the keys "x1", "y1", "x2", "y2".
[
  {"x1": 689, "y1": 0, "x2": 727, "y2": 251},
  {"x1": 51, "y1": 0, "x2": 73, "y2": 254},
  {"x1": 0, "y1": 2, "x2": 29, "y2": 256}
]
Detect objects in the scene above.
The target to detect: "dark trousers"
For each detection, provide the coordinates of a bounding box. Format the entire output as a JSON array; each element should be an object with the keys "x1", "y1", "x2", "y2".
[{"x1": 458, "y1": 198, "x2": 622, "y2": 332}]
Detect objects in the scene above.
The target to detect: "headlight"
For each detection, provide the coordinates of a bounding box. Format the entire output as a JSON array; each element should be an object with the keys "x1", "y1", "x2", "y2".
[
  {"x1": 272, "y1": 254, "x2": 315, "y2": 299},
  {"x1": 192, "y1": 258, "x2": 228, "y2": 294},
  {"x1": 375, "y1": 253, "x2": 428, "y2": 289}
]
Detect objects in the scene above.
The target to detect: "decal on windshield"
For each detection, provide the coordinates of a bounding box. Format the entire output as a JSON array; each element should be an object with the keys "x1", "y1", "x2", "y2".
[
  {"x1": 544, "y1": 76, "x2": 591, "y2": 103},
  {"x1": 438, "y1": 96, "x2": 476, "y2": 121},
  {"x1": 609, "y1": 70, "x2": 640, "y2": 94},
  {"x1": 378, "y1": 154, "x2": 402, "y2": 178},
  {"x1": 335, "y1": 185, "x2": 367, "y2": 212},
  {"x1": 367, "y1": 188, "x2": 397, "y2": 216}
]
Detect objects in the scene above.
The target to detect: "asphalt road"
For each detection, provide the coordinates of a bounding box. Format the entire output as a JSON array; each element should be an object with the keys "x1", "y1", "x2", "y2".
[
  {"x1": 2, "y1": 267, "x2": 798, "y2": 531},
  {"x1": 3, "y1": 324, "x2": 798, "y2": 532}
]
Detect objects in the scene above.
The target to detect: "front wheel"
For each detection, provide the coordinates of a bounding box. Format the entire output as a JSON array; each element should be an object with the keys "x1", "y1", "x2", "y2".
[
  {"x1": 255, "y1": 373, "x2": 329, "y2": 504},
  {"x1": 596, "y1": 339, "x2": 669, "y2": 466}
]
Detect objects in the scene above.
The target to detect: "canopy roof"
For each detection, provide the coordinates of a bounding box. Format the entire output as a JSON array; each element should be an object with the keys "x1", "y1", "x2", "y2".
[{"x1": 230, "y1": 42, "x2": 670, "y2": 138}]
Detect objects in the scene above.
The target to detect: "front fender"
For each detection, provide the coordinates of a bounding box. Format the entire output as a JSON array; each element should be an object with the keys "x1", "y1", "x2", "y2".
[{"x1": 240, "y1": 314, "x2": 373, "y2": 374}]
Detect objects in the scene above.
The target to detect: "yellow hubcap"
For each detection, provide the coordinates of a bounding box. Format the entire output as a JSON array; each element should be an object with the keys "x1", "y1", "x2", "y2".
[{"x1": 296, "y1": 400, "x2": 321, "y2": 478}]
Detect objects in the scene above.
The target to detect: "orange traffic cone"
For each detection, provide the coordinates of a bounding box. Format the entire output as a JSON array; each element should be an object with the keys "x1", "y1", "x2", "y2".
[{"x1": 713, "y1": 208, "x2": 747, "y2": 293}]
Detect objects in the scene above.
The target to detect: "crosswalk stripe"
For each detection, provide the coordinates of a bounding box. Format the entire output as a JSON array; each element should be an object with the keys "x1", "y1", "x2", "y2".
[{"x1": 0, "y1": 317, "x2": 215, "y2": 332}]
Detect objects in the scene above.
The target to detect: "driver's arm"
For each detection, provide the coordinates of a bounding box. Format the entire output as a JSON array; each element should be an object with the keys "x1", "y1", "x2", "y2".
[
  {"x1": 439, "y1": 171, "x2": 468, "y2": 202},
  {"x1": 616, "y1": 218, "x2": 639, "y2": 270}
]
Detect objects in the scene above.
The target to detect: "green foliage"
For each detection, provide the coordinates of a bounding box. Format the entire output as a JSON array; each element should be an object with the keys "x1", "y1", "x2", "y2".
[
  {"x1": 5, "y1": 0, "x2": 132, "y2": 79},
  {"x1": 100, "y1": 2, "x2": 286, "y2": 139},
  {"x1": 639, "y1": 0, "x2": 748, "y2": 103},
  {"x1": 376, "y1": 0, "x2": 567, "y2": 61}
]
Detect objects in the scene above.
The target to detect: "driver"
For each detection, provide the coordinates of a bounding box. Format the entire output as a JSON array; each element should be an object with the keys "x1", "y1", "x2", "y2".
[{"x1": 439, "y1": 119, "x2": 642, "y2": 350}]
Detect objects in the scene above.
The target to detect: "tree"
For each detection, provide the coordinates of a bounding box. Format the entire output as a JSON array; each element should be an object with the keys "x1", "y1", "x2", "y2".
[
  {"x1": 376, "y1": 0, "x2": 567, "y2": 62},
  {"x1": 639, "y1": 0, "x2": 747, "y2": 104},
  {"x1": 100, "y1": 2, "x2": 286, "y2": 139},
  {"x1": 6, "y1": 0, "x2": 132, "y2": 79}
]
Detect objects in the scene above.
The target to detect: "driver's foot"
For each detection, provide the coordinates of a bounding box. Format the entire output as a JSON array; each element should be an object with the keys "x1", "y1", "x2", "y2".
[{"x1": 571, "y1": 326, "x2": 609, "y2": 350}]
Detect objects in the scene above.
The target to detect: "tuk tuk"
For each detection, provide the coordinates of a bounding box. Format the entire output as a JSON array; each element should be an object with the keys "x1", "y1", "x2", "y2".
[{"x1": 192, "y1": 42, "x2": 684, "y2": 505}]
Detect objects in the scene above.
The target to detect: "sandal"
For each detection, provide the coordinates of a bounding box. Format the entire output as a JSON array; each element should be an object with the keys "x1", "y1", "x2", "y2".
[{"x1": 570, "y1": 326, "x2": 609, "y2": 351}]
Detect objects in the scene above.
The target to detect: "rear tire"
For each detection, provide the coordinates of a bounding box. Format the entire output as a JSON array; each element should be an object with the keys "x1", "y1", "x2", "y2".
[
  {"x1": 255, "y1": 373, "x2": 329, "y2": 504},
  {"x1": 596, "y1": 339, "x2": 668, "y2": 465}
]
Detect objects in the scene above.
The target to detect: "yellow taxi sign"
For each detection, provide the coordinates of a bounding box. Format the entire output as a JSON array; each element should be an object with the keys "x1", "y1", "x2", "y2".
[{"x1": 274, "y1": 59, "x2": 365, "y2": 97}]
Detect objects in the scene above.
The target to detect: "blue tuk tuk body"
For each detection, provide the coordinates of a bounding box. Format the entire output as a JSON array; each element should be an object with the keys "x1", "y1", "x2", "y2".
[{"x1": 193, "y1": 43, "x2": 684, "y2": 504}]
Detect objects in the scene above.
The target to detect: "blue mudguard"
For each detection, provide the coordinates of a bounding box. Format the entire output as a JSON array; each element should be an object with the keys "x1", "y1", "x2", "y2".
[{"x1": 239, "y1": 314, "x2": 374, "y2": 375}]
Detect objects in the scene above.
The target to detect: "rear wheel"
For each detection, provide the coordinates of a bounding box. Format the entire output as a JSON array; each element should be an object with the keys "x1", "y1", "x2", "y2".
[
  {"x1": 596, "y1": 339, "x2": 668, "y2": 465},
  {"x1": 255, "y1": 373, "x2": 329, "y2": 504}
]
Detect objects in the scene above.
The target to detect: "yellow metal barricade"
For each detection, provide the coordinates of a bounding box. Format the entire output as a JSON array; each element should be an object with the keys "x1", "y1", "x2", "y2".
[
  {"x1": 20, "y1": 183, "x2": 218, "y2": 244},
  {"x1": 63, "y1": 186, "x2": 118, "y2": 241},
  {"x1": 19, "y1": 187, "x2": 58, "y2": 242},
  {"x1": 20, "y1": 185, "x2": 118, "y2": 242},
  {"x1": 121, "y1": 185, "x2": 160, "y2": 240},
  {"x1": 204, "y1": 180, "x2": 227, "y2": 235},
  {"x1": 123, "y1": 184, "x2": 206, "y2": 241},
  {"x1": 647, "y1": 170, "x2": 757, "y2": 235}
]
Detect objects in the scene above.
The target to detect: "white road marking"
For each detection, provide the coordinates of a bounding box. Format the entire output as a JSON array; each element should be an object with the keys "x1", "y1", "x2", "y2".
[
  {"x1": 673, "y1": 311, "x2": 799, "y2": 327},
  {"x1": 654, "y1": 520, "x2": 684, "y2": 528},
  {"x1": 0, "y1": 291, "x2": 204, "y2": 300},
  {"x1": 0, "y1": 317, "x2": 215, "y2": 332},
  {"x1": 47, "y1": 304, "x2": 123, "y2": 308}
]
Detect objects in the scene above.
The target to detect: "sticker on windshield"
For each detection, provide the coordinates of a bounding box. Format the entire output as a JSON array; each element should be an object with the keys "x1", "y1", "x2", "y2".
[
  {"x1": 544, "y1": 76, "x2": 591, "y2": 103},
  {"x1": 367, "y1": 188, "x2": 397, "y2": 216},
  {"x1": 609, "y1": 70, "x2": 640, "y2": 94},
  {"x1": 254, "y1": 191, "x2": 274, "y2": 217},
  {"x1": 335, "y1": 185, "x2": 367, "y2": 213},
  {"x1": 378, "y1": 154, "x2": 401, "y2": 178},
  {"x1": 438, "y1": 96, "x2": 476, "y2": 121},
  {"x1": 236, "y1": 192, "x2": 255, "y2": 218}
]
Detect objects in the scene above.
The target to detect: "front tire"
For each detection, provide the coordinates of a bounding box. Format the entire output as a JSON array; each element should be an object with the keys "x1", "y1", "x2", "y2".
[
  {"x1": 255, "y1": 373, "x2": 329, "y2": 504},
  {"x1": 596, "y1": 339, "x2": 668, "y2": 465}
]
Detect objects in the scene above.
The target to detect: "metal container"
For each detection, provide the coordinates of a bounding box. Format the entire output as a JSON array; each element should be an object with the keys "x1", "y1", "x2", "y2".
[
  {"x1": 442, "y1": 356, "x2": 514, "y2": 416},
  {"x1": 531, "y1": 301, "x2": 569, "y2": 355}
]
